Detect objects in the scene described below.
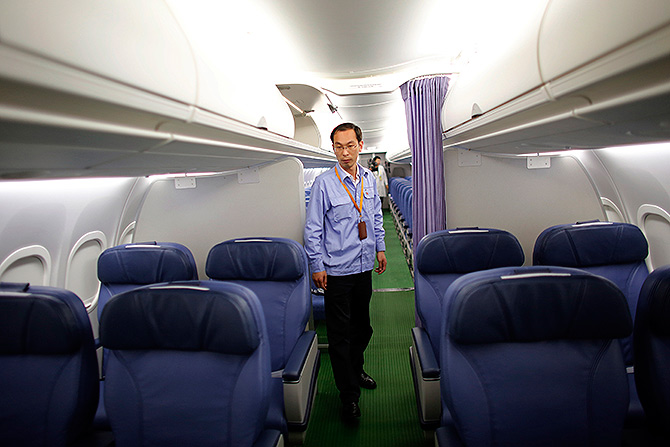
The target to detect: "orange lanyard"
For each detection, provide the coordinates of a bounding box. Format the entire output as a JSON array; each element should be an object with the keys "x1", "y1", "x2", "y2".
[{"x1": 335, "y1": 166, "x2": 364, "y2": 217}]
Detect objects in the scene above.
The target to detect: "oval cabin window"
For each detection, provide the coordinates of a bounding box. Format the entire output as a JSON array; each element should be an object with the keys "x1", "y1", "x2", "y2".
[
  {"x1": 0, "y1": 245, "x2": 51, "y2": 286},
  {"x1": 639, "y1": 205, "x2": 670, "y2": 271},
  {"x1": 65, "y1": 231, "x2": 107, "y2": 306}
]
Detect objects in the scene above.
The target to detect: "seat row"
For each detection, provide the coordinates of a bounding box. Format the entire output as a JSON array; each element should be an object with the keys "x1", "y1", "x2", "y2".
[
  {"x1": 408, "y1": 221, "x2": 670, "y2": 445},
  {"x1": 0, "y1": 237, "x2": 319, "y2": 447},
  {"x1": 389, "y1": 176, "x2": 413, "y2": 235},
  {"x1": 388, "y1": 176, "x2": 413, "y2": 272}
]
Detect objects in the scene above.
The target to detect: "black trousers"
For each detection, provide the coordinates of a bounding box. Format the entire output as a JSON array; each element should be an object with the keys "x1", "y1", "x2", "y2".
[{"x1": 324, "y1": 270, "x2": 373, "y2": 404}]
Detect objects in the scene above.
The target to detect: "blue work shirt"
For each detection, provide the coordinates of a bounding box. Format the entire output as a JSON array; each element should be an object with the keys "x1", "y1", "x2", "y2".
[{"x1": 304, "y1": 163, "x2": 385, "y2": 276}]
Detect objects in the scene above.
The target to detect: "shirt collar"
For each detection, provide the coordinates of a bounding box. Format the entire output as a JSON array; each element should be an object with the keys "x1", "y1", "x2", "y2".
[{"x1": 336, "y1": 163, "x2": 362, "y2": 185}]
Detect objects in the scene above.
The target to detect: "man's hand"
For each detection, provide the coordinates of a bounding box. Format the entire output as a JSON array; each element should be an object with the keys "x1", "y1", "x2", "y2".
[
  {"x1": 375, "y1": 251, "x2": 387, "y2": 274},
  {"x1": 312, "y1": 271, "x2": 327, "y2": 290}
]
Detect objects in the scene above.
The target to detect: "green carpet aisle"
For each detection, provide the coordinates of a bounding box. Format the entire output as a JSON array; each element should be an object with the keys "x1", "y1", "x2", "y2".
[{"x1": 303, "y1": 211, "x2": 426, "y2": 446}]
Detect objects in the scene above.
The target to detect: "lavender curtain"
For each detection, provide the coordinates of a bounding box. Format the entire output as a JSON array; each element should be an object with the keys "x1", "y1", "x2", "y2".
[{"x1": 400, "y1": 75, "x2": 450, "y2": 253}]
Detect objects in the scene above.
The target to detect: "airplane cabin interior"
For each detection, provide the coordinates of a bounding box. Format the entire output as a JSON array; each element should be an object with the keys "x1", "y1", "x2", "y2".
[{"x1": 1, "y1": 1, "x2": 670, "y2": 446}]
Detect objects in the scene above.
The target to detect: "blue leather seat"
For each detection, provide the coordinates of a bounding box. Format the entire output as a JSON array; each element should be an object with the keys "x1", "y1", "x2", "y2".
[
  {"x1": 100, "y1": 280, "x2": 281, "y2": 447},
  {"x1": 634, "y1": 264, "x2": 670, "y2": 436},
  {"x1": 533, "y1": 220, "x2": 649, "y2": 423},
  {"x1": 410, "y1": 228, "x2": 524, "y2": 428},
  {"x1": 436, "y1": 266, "x2": 632, "y2": 447},
  {"x1": 95, "y1": 241, "x2": 198, "y2": 428},
  {"x1": 206, "y1": 237, "x2": 319, "y2": 441},
  {"x1": 0, "y1": 282, "x2": 99, "y2": 447}
]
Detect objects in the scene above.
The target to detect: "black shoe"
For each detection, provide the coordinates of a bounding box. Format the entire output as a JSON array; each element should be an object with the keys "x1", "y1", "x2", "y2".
[
  {"x1": 359, "y1": 371, "x2": 377, "y2": 390},
  {"x1": 341, "y1": 401, "x2": 361, "y2": 422}
]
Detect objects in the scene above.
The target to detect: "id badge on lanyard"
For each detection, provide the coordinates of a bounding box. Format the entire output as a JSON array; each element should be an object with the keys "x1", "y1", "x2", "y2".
[
  {"x1": 335, "y1": 168, "x2": 368, "y2": 240},
  {"x1": 357, "y1": 221, "x2": 367, "y2": 240}
]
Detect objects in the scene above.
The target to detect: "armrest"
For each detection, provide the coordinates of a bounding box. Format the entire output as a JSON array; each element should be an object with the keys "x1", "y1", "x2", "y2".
[
  {"x1": 253, "y1": 429, "x2": 283, "y2": 447},
  {"x1": 411, "y1": 327, "x2": 440, "y2": 379},
  {"x1": 283, "y1": 331, "x2": 317, "y2": 383},
  {"x1": 435, "y1": 425, "x2": 465, "y2": 447}
]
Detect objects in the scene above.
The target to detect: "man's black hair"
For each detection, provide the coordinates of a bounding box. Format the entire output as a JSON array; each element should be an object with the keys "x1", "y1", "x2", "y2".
[{"x1": 330, "y1": 122, "x2": 363, "y2": 143}]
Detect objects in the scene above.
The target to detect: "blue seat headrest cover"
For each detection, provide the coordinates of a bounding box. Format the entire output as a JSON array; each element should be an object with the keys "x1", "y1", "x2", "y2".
[
  {"x1": 97, "y1": 242, "x2": 197, "y2": 284},
  {"x1": 416, "y1": 228, "x2": 524, "y2": 274},
  {"x1": 447, "y1": 267, "x2": 633, "y2": 344},
  {"x1": 100, "y1": 281, "x2": 262, "y2": 354},
  {"x1": 533, "y1": 222, "x2": 648, "y2": 267},
  {"x1": 206, "y1": 238, "x2": 305, "y2": 281},
  {"x1": 0, "y1": 293, "x2": 80, "y2": 354}
]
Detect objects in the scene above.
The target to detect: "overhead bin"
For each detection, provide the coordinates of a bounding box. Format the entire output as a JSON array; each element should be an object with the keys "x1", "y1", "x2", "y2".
[
  {"x1": 182, "y1": 18, "x2": 295, "y2": 139},
  {"x1": 0, "y1": 0, "x2": 197, "y2": 120},
  {"x1": 440, "y1": 1, "x2": 549, "y2": 132},
  {"x1": 277, "y1": 84, "x2": 343, "y2": 149},
  {"x1": 539, "y1": 0, "x2": 670, "y2": 94},
  {"x1": 442, "y1": 0, "x2": 670, "y2": 153},
  {"x1": 0, "y1": 1, "x2": 331, "y2": 178},
  {"x1": 188, "y1": 47, "x2": 296, "y2": 139}
]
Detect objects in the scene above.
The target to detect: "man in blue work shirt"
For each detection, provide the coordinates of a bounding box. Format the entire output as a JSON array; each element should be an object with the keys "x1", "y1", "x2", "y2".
[{"x1": 304, "y1": 122, "x2": 387, "y2": 423}]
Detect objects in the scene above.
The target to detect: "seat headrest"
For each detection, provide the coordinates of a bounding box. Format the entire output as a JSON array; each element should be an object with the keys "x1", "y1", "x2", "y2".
[
  {"x1": 416, "y1": 228, "x2": 524, "y2": 274},
  {"x1": 533, "y1": 221, "x2": 648, "y2": 267},
  {"x1": 100, "y1": 281, "x2": 263, "y2": 354},
  {"x1": 640, "y1": 265, "x2": 670, "y2": 337},
  {"x1": 446, "y1": 266, "x2": 633, "y2": 344},
  {"x1": 0, "y1": 288, "x2": 81, "y2": 355},
  {"x1": 206, "y1": 237, "x2": 306, "y2": 281},
  {"x1": 98, "y1": 242, "x2": 197, "y2": 284}
]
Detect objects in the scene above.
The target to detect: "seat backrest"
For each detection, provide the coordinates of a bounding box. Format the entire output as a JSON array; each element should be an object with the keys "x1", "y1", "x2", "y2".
[
  {"x1": 634, "y1": 264, "x2": 670, "y2": 434},
  {"x1": 441, "y1": 266, "x2": 632, "y2": 447},
  {"x1": 0, "y1": 282, "x2": 99, "y2": 447},
  {"x1": 97, "y1": 241, "x2": 198, "y2": 316},
  {"x1": 100, "y1": 280, "x2": 271, "y2": 447},
  {"x1": 206, "y1": 237, "x2": 310, "y2": 372},
  {"x1": 414, "y1": 228, "x2": 524, "y2": 363},
  {"x1": 389, "y1": 177, "x2": 412, "y2": 227},
  {"x1": 533, "y1": 220, "x2": 649, "y2": 364}
]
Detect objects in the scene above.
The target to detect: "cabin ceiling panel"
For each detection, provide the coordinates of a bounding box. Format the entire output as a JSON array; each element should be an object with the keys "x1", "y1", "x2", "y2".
[
  {"x1": 84, "y1": 153, "x2": 272, "y2": 176},
  {"x1": 0, "y1": 144, "x2": 136, "y2": 179},
  {"x1": 327, "y1": 90, "x2": 408, "y2": 153},
  {"x1": 146, "y1": 140, "x2": 294, "y2": 162}
]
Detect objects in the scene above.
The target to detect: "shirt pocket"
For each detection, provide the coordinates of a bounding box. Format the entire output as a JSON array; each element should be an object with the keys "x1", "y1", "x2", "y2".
[
  {"x1": 363, "y1": 187, "x2": 376, "y2": 200},
  {"x1": 363, "y1": 186, "x2": 376, "y2": 215},
  {"x1": 329, "y1": 194, "x2": 353, "y2": 222}
]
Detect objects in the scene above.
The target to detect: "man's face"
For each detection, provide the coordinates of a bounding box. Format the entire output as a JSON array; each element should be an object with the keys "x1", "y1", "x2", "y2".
[{"x1": 332, "y1": 129, "x2": 362, "y2": 172}]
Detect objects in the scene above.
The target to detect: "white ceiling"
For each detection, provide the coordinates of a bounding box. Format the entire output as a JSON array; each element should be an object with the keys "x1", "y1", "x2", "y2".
[
  {"x1": 258, "y1": 0, "x2": 461, "y2": 78},
  {"x1": 260, "y1": 0, "x2": 466, "y2": 157},
  {"x1": 240, "y1": 0, "x2": 537, "y2": 158},
  {"x1": 166, "y1": 0, "x2": 542, "y2": 159},
  {"x1": 171, "y1": 0, "x2": 487, "y2": 158}
]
